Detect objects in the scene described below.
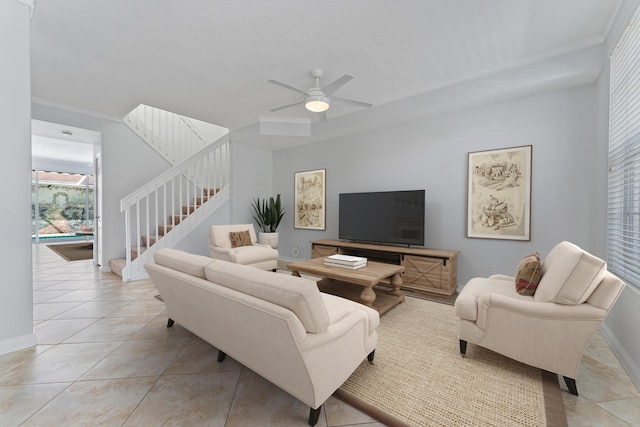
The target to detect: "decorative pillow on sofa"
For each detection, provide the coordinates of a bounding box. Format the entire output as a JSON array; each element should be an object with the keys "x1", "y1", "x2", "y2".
[
  {"x1": 515, "y1": 252, "x2": 542, "y2": 296},
  {"x1": 229, "y1": 230, "x2": 253, "y2": 248}
]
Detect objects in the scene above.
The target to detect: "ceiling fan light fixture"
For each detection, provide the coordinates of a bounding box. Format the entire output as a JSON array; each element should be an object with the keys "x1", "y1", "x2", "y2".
[
  {"x1": 269, "y1": 69, "x2": 368, "y2": 118},
  {"x1": 305, "y1": 93, "x2": 330, "y2": 112}
]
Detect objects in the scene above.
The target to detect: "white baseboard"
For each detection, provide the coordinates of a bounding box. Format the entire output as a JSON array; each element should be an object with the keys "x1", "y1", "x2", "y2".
[
  {"x1": 0, "y1": 332, "x2": 36, "y2": 356},
  {"x1": 600, "y1": 322, "x2": 640, "y2": 391}
]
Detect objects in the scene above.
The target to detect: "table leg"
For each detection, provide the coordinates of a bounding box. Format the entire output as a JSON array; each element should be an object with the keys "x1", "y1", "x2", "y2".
[
  {"x1": 360, "y1": 286, "x2": 376, "y2": 306},
  {"x1": 388, "y1": 273, "x2": 405, "y2": 297},
  {"x1": 291, "y1": 271, "x2": 301, "y2": 277}
]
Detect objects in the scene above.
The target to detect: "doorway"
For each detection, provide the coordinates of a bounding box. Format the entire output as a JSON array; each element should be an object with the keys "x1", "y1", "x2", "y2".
[{"x1": 31, "y1": 120, "x2": 103, "y2": 266}]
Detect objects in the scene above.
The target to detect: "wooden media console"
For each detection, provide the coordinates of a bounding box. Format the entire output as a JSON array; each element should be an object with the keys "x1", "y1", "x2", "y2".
[{"x1": 311, "y1": 239, "x2": 459, "y2": 296}]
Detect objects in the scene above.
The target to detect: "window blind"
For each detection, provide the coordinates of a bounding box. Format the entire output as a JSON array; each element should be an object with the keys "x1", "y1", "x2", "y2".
[{"x1": 609, "y1": 8, "x2": 640, "y2": 288}]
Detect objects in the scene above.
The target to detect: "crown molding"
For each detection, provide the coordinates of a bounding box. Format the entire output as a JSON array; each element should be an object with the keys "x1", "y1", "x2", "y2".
[
  {"x1": 32, "y1": 97, "x2": 123, "y2": 123},
  {"x1": 14, "y1": 0, "x2": 34, "y2": 18}
]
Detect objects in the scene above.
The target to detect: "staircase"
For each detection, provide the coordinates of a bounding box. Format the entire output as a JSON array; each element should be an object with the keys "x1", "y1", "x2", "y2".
[{"x1": 110, "y1": 105, "x2": 230, "y2": 281}]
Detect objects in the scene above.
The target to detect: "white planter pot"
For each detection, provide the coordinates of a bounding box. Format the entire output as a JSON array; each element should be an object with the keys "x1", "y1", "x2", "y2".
[{"x1": 258, "y1": 232, "x2": 279, "y2": 249}]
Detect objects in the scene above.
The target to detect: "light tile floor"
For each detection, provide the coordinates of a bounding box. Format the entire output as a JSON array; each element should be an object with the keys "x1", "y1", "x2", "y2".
[{"x1": 0, "y1": 243, "x2": 638, "y2": 426}]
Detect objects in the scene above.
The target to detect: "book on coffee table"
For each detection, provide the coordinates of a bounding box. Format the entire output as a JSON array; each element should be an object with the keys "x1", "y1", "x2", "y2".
[
  {"x1": 324, "y1": 254, "x2": 367, "y2": 269},
  {"x1": 324, "y1": 260, "x2": 367, "y2": 269}
]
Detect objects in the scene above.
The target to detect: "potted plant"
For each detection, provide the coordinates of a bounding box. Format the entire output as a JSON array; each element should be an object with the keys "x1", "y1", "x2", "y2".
[{"x1": 251, "y1": 194, "x2": 285, "y2": 249}]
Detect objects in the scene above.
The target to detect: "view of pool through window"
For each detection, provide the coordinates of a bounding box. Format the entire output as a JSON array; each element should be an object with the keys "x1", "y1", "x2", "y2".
[{"x1": 32, "y1": 170, "x2": 94, "y2": 241}]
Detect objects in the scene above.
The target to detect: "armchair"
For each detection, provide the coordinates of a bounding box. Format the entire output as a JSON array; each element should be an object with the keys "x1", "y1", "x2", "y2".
[
  {"x1": 454, "y1": 241, "x2": 625, "y2": 396},
  {"x1": 208, "y1": 224, "x2": 279, "y2": 271}
]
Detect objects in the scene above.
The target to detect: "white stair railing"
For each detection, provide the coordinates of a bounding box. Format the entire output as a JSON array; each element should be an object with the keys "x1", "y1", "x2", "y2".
[
  {"x1": 123, "y1": 104, "x2": 209, "y2": 165},
  {"x1": 119, "y1": 135, "x2": 230, "y2": 281}
]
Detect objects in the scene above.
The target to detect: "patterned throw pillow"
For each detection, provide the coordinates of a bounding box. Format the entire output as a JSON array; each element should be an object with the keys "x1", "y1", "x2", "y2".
[
  {"x1": 229, "y1": 230, "x2": 253, "y2": 248},
  {"x1": 515, "y1": 252, "x2": 542, "y2": 296}
]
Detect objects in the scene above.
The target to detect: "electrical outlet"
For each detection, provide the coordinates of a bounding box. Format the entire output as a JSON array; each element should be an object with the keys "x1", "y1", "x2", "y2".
[{"x1": 489, "y1": 264, "x2": 497, "y2": 275}]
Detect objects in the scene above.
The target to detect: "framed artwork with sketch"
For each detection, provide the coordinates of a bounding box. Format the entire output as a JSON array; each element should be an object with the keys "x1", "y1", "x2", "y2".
[
  {"x1": 294, "y1": 169, "x2": 326, "y2": 230},
  {"x1": 467, "y1": 145, "x2": 532, "y2": 240}
]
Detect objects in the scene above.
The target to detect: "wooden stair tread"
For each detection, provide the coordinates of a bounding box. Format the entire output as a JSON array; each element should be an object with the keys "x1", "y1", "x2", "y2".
[
  {"x1": 117, "y1": 187, "x2": 224, "y2": 279},
  {"x1": 109, "y1": 258, "x2": 126, "y2": 277}
]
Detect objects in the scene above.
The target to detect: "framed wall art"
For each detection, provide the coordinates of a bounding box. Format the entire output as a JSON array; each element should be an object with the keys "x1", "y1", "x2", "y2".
[
  {"x1": 294, "y1": 168, "x2": 326, "y2": 230},
  {"x1": 467, "y1": 145, "x2": 532, "y2": 240}
]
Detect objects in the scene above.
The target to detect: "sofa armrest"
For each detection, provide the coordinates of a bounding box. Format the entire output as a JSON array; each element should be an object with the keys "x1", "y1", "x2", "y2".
[
  {"x1": 298, "y1": 309, "x2": 375, "y2": 353},
  {"x1": 488, "y1": 274, "x2": 514, "y2": 281},
  {"x1": 478, "y1": 293, "x2": 607, "y2": 322},
  {"x1": 298, "y1": 308, "x2": 378, "y2": 407}
]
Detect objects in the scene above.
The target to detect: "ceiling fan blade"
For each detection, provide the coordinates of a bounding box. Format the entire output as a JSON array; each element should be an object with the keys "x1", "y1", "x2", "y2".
[
  {"x1": 332, "y1": 96, "x2": 373, "y2": 109},
  {"x1": 268, "y1": 79, "x2": 308, "y2": 95},
  {"x1": 321, "y1": 75, "x2": 353, "y2": 95},
  {"x1": 270, "y1": 101, "x2": 304, "y2": 112}
]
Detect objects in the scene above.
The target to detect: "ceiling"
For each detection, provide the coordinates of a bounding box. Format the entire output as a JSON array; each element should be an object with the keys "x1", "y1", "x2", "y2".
[
  {"x1": 31, "y1": 120, "x2": 99, "y2": 174},
  {"x1": 30, "y1": 0, "x2": 625, "y2": 151}
]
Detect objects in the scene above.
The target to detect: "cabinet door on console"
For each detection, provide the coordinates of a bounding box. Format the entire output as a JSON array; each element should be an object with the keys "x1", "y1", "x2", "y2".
[
  {"x1": 402, "y1": 255, "x2": 445, "y2": 293},
  {"x1": 312, "y1": 245, "x2": 338, "y2": 258}
]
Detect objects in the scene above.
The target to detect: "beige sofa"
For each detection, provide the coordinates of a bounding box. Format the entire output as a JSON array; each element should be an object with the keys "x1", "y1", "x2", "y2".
[
  {"x1": 145, "y1": 248, "x2": 379, "y2": 425},
  {"x1": 454, "y1": 241, "x2": 625, "y2": 396}
]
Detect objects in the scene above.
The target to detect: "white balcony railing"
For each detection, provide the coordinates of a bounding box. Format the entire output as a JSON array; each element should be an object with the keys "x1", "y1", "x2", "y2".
[{"x1": 123, "y1": 104, "x2": 209, "y2": 165}]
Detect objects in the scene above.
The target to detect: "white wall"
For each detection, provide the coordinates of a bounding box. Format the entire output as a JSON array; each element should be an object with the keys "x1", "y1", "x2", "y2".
[
  {"x1": 230, "y1": 141, "x2": 273, "y2": 226},
  {"x1": 174, "y1": 207, "x2": 230, "y2": 256},
  {"x1": 0, "y1": 0, "x2": 35, "y2": 354},
  {"x1": 273, "y1": 85, "x2": 598, "y2": 285},
  {"x1": 31, "y1": 104, "x2": 171, "y2": 266}
]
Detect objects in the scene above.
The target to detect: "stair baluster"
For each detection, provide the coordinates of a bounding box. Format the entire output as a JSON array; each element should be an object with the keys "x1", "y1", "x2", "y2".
[{"x1": 115, "y1": 135, "x2": 229, "y2": 281}]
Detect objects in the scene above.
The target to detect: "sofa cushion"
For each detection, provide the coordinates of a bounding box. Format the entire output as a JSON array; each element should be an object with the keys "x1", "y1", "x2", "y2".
[
  {"x1": 229, "y1": 230, "x2": 253, "y2": 248},
  {"x1": 153, "y1": 248, "x2": 214, "y2": 279},
  {"x1": 455, "y1": 277, "x2": 532, "y2": 322},
  {"x1": 534, "y1": 241, "x2": 607, "y2": 305},
  {"x1": 231, "y1": 245, "x2": 279, "y2": 265},
  {"x1": 514, "y1": 252, "x2": 542, "y2": 296},
  {"x1": 205, "y1": 261, "x2": 330, "y2": 334}
]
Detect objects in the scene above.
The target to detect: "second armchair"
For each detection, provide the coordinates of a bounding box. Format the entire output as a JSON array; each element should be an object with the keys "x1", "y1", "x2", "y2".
[{"x1": 208, "y1": 224, "x2": 279, "y2": 271}]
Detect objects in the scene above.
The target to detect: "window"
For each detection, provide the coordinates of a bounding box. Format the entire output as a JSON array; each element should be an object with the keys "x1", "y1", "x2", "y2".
[
  {"x1": 32, "y1": 170, "x2": 94, "y2": 241},
  {"x1": 608, "y1": 10, "x2": 640, "y2": 288}
]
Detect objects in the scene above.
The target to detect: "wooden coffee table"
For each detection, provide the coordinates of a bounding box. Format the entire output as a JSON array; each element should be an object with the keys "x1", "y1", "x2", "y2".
[{"x1": 288, "y1": 257, "x2": 405, "y2": 314}]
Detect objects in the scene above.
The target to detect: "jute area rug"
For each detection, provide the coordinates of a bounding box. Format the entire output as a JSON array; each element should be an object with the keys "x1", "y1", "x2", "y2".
[
  {"x1": 335, "y1": 296, "x2": 566, "y2": 427},
  {"x1": 47, "y1": 242, "x2": 93, "y2": 261}
]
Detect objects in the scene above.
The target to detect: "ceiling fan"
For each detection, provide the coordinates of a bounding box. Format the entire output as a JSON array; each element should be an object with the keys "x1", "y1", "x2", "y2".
[{"x1": 268, "y1": 68, "x2": 372, "y2": 121}]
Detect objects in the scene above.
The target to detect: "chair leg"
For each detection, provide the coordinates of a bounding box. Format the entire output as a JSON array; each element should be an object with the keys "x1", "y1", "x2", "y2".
[
  {"x1": 217, "y1": 350, "x2": 226, "y2": 363},
  {"x1": 167, "y1": 318, "x2": 174, "y2": 328},
  {"x1": 308, "y1": 405, "x2": 322, "y2": 426},
  {"x1": 459, "y1": 339, "x2": 467, "y2": 356},
  {"x1": 563, "y1": 376, "x2": 578, "y2": 396},
  {"x1": 367, "y1": 350, "x2": 375, "y2": 363}
]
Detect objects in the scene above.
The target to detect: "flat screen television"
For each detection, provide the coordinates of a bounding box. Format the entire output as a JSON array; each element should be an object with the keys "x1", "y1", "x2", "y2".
[{"x1": 339, "y1": 190, "x2": 425, "y2": 247}]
